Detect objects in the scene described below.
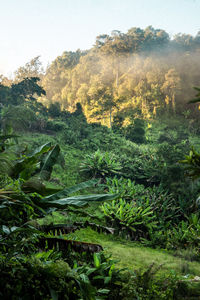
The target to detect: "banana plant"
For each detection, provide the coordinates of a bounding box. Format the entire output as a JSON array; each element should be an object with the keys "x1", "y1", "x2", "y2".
[{"x1": 0, "y1": 141, "x2": 118, "y2": 256}]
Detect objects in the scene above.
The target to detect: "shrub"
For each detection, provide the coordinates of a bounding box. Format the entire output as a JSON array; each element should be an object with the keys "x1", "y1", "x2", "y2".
[
  {"x1": 80, "y1": 150, "x2": 122, "y2": 181},
  {"x1": 101, "y1": 198, "x2": 157, "y2": 240},
  {"x1": 119, "y1": 264, "x2": 179, "y2": 300},
  {"x1": 124, "y1": 118, "x2": 146, "y2": 144},
  {"x1": 0, "y1": 255, "x2": 80, "y2": 300}
]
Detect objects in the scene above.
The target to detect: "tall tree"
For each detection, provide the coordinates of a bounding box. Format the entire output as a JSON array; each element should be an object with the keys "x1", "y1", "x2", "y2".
[
  {"x1": 162, "y1": 69, "x2": 181, "y2": 114},
  {"x1": 14, "y1": 56, "x2": 44, "y2": 82}
]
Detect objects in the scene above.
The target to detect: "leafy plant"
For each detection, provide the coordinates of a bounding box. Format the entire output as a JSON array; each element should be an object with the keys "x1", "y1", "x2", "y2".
[
  {"x1": 106, "y1": 176, "x2": 145, "y2": 201},
  {"x1": 74, "y1": 252, "x2": 122, "y2": 299},
  {"x1": 180, "y1": 147, "x2": 200, "y2": 179},
  {"x1": 101, "y1": 198, "x2": 157, "y2": 240},
  {"x1": 80, "y1": 150, "x2": 122, "y2": 181},
  {"x1": 119, "y1": 264, "x2": 179, "y2": 300}
]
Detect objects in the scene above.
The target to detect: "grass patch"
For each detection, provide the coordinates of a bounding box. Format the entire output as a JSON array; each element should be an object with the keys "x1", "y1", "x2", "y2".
[{"x1": 66, "y1": 228, "x2": 200, "y2": 276}]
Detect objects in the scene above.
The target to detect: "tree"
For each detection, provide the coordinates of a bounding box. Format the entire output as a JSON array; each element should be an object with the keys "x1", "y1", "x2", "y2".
[
  {"x1": 161, "y1": 69, "x2": 181, "y2": 114},
  {"x1": 10, "y1": 77, "x2": 46, "y2": 106},
  {"x1": 95, "y1": 30, "x2": 133, "y2": 89},
  {"x1": 0, "y1": 84, "x2": 10, "y2": 106},
  {"x1": 48, "y1": 102, "x2": 61, "y2": 118},
  {"x1": 89, "y1": 86, "x2": 116, "y2": 129},
  {"x1": 14, "y1": 56, "x2": 44, "y2": 82},
  {"x1": 42, "y1": 50, "x2": 84, "y2": 102}
]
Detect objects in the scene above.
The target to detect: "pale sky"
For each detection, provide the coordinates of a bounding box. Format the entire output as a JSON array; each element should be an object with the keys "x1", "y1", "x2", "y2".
[{"x1": 0, "y1": 0, "x2": 199, "y2": 77}]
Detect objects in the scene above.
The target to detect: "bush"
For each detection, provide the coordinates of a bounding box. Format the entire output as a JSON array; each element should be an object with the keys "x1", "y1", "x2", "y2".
[
  {"x1": 124, "y1": 118, "x2": 146, "y2": 144},
  {"x1": 80, "y1": 150, "x2": 122, "y2": 181},
  {"x1": 0, "y1": 256, "x2": 78, "y2": 300},
  {"x1": 119, "y1": 264, "x2": 179, "y2": 300},
  {"x1": 101, "y1": 198, "x2": 157, "y2": 240}
]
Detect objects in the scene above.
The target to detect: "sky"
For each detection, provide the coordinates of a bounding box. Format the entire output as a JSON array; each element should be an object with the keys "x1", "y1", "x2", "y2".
[{"x1": 0, "y1": 0, "x2": 200, "y2": 77}]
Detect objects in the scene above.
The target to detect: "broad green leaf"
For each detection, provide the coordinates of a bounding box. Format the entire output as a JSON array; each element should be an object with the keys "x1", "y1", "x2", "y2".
[
  {"x1": 12, "y1": 143, "x2": 52, "y2": 179},
  {"x1": 40, "y1": 144, "x2": 60, "y2": 180},
  {"x1": 40, "y1": 193, "x2": 118, "y2": 208},
  {"x1": 43, "y1": 179, "x2": 98, "y2": 201}
]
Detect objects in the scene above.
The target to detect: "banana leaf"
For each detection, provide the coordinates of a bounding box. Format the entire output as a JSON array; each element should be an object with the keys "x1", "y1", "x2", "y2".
[
  {"x1": 38, "y1": 193, "x2": 118, "y2": 208},
  {"x1": 43, "y1": 179, "x2": 99, "y2": 201},
  {"x1": 39, "y1": 144, "x2": 60, "y2": 180},
  {"x1": 22, "y1": 177, "x2": 65, "y2": 196},
  {"x1": 12, "y1": 143, "x2": 52, "y2": 179}
]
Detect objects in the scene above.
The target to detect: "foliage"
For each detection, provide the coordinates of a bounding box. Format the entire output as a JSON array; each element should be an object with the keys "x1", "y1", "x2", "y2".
[
  {"x1": 105, "y1": 177, "x2": 145, "y2": 201},
  {"x1": 123, "y1": 118, "x2": 146, "y2": 144},
  {"x1": 142, "y1": 213, "x2": 200, "y2": 250},
  {"x1": 180, "y1": 147, "x2": 200, "y2": 179},
  {"x1": 119, "y1": 264, "x2": 178, "y2": 300},
  {"x1": 0, "y1": 77, "x2": 45, "y2": 107},
  {"x1": 101, "y1": 198, "x2": 157, "y2": 240},
  {"x1": 1, "y1": 105, "x2": 38, "y2": 132},
  {"x1": 0, "y1": 137, "x2": 118, "y2": 259},
  {"x1": 40, "y1": 26, "x2": 200, "y2": 124},
  {"x1": 80, "y1": 150, "x2": 122, "y2": 180},
  {"x1": 165, "y1": 214, "x2": 200, "y2": 250},
  {"x1": 1, "y1": 29, "x2": 200, "y2": 298},
  {"x1": 0, "y1": 255, "x2": 82, "y2": 300}
]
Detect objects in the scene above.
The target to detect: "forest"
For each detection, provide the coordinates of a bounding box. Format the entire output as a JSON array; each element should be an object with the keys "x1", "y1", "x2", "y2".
[{"x1": 1, "y1": 26, "x2": 200, "y2": 299}]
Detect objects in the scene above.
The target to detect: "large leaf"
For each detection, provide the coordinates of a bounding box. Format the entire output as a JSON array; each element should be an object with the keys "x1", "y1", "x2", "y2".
[
  {"x1": 29, "y1": 142, "x2": 51, "y2": 157},
  {"x1": 22, "y1": 177, "x2": 62, "y2": 196},
  {"x1": 38, "y1": 193, "x2": 118, "y2": 208},
  {"x1": 39, "y1": 144, "x2": 60, "y2": 180},
  {"x1": 12, "y1": 143, "x2": 52, "y2": 179},
  {"x1": 43, "y1": 179, "x2": 98, "y2": 201}
]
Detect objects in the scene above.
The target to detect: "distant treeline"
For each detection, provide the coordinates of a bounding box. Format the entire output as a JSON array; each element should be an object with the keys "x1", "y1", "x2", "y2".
[{"x1": 1, "y1": 26, "x2": 200, "y2": 126}]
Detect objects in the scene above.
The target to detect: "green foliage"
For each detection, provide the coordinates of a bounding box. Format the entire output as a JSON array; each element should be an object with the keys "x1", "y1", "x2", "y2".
[
  {"x1": 105, "y1": 177, "x2": 145, "y2": 200},
  {"x1": 80, "y1": 150, "x2": 122, "y2": 180},
  {"x1": 48, "y1": 102, "x2": 61, "y2": 118},
  {"x1": 0, "y1": 77, "x2": 45, "y2": 107},
  {"x1": 74, "y1": 252, "x2": 122, "y2": 299},
  {"x1": 103, "y1": 176, "x2": 200, "y2": 249},
  {"x1": 1, "y1": 42, "x2": 200, "y2": 299},
  {"x1": 180, "y1": 147, "x2": 200, "y2": 179},
  {"x1": 0, "y1": 255, "x2": 80, "y2": 300},
  {"x1": 165, "y1": 214, "x2": 200, "y2": 250},
  {"x1": 1, "y1": 105, "x2": 38, "y2": 132},
  {"x1": 123, "y1": 119, "x2": 146, "y2": 144},
  {"x1": 142, "y1": 213, "x2": 200, "y2": 251},
  {"x1": 102, "y1": 198, "x2": 157, "y2": 240},
  {"x1": 0, "y1": 138, "x2": 118, "y2": 258},
  {"x1": 119, "y1": 264, "x2": 179, "y2": 300}
]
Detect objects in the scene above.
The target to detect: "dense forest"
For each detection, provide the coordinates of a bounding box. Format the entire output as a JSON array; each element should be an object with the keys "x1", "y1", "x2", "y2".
[{"x1": 1, "y1": 26, "x2": 200, "y2": 299}]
